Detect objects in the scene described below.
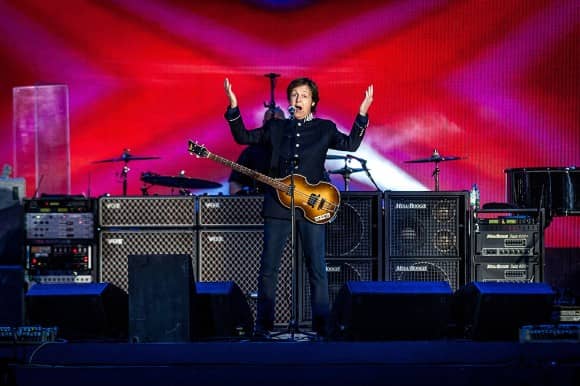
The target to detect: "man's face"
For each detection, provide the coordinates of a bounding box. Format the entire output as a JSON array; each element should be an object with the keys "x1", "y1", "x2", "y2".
[{"x1": 289, "y1": 85, "x2": 314, "y2": 120}]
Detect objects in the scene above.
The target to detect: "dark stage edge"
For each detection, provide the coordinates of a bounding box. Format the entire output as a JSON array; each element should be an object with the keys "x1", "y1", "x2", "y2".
[{"x1": 2, "y1": 339, "x2": 580, "y2": 386}]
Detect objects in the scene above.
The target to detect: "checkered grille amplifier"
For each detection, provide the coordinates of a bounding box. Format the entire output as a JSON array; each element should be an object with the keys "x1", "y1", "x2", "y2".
[
  {"x1": 326, "y1": 192, "x2": 382, "y2": 258},
  {"x1": 301, "y1": 259, "x2": 374, "y2": 322},
  {"x1": 388, "y1": 258, "x2": 461, "y2": 291},
  {"x1": 385, "y1": 192, "x2": 467, "y2": 258},
  {"x1": 98, "y1": 196, "x2": 195, "y2": 227},
  {"x1": 198, "y1": 196, "x2": 263, "y2": 226},
  {"x1": 99, "y1": 230, "x2": 197, "y2": 292},
  {"x1": 198, "y1": 229, "x2": 292, "y2": 326}
]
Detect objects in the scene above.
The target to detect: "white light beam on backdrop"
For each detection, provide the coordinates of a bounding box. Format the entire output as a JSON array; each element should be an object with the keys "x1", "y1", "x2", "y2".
[{"x1": 327, "y1": 142, "x2": 427, "y2": 192}]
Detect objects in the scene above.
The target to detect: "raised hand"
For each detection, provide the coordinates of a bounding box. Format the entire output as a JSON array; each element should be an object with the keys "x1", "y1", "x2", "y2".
[
  {"x1": 224, "y1": 78, "x2": 238, "y2": 108},
  {"x1": 359, "y1": 84, "x2": 374, "y2": 116}
]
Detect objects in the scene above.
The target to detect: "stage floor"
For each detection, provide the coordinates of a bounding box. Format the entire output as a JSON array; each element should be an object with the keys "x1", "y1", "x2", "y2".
[{"x1": 2, "y1": 337, "x2": 580, "y2": 386}]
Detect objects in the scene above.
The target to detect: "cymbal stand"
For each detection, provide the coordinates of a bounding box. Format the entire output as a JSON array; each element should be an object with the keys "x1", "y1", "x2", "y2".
[
  {"x1": 432, "y1": 161, "x2": 440, "y2": 191},
  {"x1": 361, "y1": 163, "x2": 381, "y2": 192},
  {"x1": 120, "y1": 162, "x2": 130, "y2": 196},
  {"x1": 343, "y1": 169, "x2": 353, "y2": 191},
  {"x1": 338, "y1": 158, "x2": 353, "y2": 191}
]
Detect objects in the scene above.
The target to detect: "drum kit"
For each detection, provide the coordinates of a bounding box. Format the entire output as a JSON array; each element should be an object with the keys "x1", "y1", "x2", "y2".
[
  {"x1": 327, "y1": 148, "x2": 463, "y2": 191},
  {"x1": 94, "y1": 145, "x2": 462, "y2": 196},
  {"x1": 92, "y1": 148, "x2": 222, "y2": 196}
]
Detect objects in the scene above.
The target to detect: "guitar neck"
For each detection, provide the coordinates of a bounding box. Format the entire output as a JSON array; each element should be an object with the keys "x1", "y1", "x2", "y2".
[{"x1": 207, "y1": 153, "x2": 287, "y2": 192}]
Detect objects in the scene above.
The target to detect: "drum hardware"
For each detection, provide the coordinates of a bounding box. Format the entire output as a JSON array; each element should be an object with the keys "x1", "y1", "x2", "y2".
[
  {"x1": 328, "y1": 167, "x2": 365, "y2": 176},
  {"x1": 140, "y1": 171, "x2": 222, "y2": 196},
  {"x1": 325, "y1": 154, "x2": 348, "y2": 160},
  {"x1": 328, "y1": 166, "x2": 364, "y2": 192},
  {"x1": 92, "y1": 149, "x2": 160, "y2": 196},
  {"x1": 404, "y1": 149, "x2": 464, "y2": 191},
  {"x1": 327, "y1": 154, "x2": 381, "y2": 191}
]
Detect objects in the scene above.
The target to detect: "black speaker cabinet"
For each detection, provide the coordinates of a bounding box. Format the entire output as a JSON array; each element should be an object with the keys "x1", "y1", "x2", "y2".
[
  {"x1": 99, "y1": 230, "x2": 197, "y2": 293},
  {"x1": 299, "y1": 192, "x2": 383, "y2": 323},
  {"x1": 198, "y1": 229, "x2": 292, "y2": 326},
  {"x1": 26, "y1": 282, "x2": 128, "y2": 340},
  {"x1": 128, "y1": 254, "x2": 194, "y2": 342},
  {"x1": 0, "y1": 204, "x2": 24, "y2": 265},
  {"x1": 455, "y1": 281, "x2": 555, "y2": 340},
  {"x1": 98, "y1": 196, "x2": 196, "y2": 227},
  {"x1": 0, "y1": 265, "x2": 24, "y2": 326},
  {"x1": 332, "y1": 281, "x2": 453, "y2": 340},
  {"x1": 326, "y1": 191, "x2": 382, "y2": 259},
  {"x1": 385, "y1": 191, "x2": 468, "y2": 291},
  {"x1": 198, "y1": 195, "x2": 263, "y2": 226},
  {"x1": 300, "y1": 259, "x2": 374, "y2": 322},
  {"x1": 193, "y1": 281, "x2": 253, "y2": 339}
]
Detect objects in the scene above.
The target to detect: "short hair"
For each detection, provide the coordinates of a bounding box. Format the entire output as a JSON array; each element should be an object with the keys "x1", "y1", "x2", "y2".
[{"x1": 286, "y1": 77, "x2": 319, "y2": 113}]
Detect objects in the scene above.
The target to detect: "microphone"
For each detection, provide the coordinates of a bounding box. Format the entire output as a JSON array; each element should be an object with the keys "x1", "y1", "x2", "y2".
[{"x1": 288, "y1": 105, "x2": 295, "y2": 119}]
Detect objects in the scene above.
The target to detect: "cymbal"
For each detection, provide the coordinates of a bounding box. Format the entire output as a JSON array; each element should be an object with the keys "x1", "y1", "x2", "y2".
[
  {"x1": 328, "y1": 167, "x2": 365, "y2": 176},
  {"x1": 404, "y1": 154, "x2": 463, "y2": 163},
  {"x1": 326, "y1": 154, "x2": 347, "y2": 160},
  {"x1": 93, "y1": 153, "x2": 160, "y2": 164},
  {"x1": 141, "y1": 172, "x2": 221, "y2": 189}
]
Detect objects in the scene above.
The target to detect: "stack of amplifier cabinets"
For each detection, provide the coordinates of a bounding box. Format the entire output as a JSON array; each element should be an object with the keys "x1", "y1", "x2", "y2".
[
  {"x1": 196, "y1": 195, "x2": 293, "y2": 327},
  {"x1": 384, "y1": 191, "x2": 470, "y2": 291},
  {"x1": 97, "y1": 196, "x2": 197, "y2": 293}
]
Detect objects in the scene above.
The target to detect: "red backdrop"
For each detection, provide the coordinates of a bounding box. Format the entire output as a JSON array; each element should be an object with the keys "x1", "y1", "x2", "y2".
[{"x1": 0, "y1": 0, "x2": 578, "y2": 246}]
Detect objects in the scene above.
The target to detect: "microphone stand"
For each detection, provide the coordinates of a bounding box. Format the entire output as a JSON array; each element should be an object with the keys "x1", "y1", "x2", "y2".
[{"x1": 270, "y1": 107, "x2": 314, "y2": 340}]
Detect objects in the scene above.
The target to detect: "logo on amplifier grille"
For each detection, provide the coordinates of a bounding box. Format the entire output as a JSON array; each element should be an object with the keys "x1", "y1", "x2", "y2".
[
  {"x1": 394, "y1": 202, "x2": 427, "y2": 209},
  {"x1": 105, "y1": 238, "x2": 123, "y2": 245},
  {"x1": 105, "y1": 203, "x2": 121, "y2": 209},
  {"x1": 395, "y1": 265, "x2": 428, "y2": 272},
  {"x1": 326, "y1": 265, "x2": 341, "y2": 273},
  {"x1": 207, "y1": 236, "x2": 224, "y2": 242},
  {"x1": 204, "y1": 202, "x2": 221, "y2": 208},
  {"x1": 487, "y1": 263, "x2": 527, "y2": 269},
  {"x1": 486, "y1": 233, "x2": 529, "y2": 239}
]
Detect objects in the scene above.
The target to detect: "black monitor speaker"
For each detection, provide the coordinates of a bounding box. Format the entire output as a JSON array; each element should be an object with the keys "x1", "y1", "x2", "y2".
[
  {"x1": 456, "y1": 281, "x2": 555, "y2": 340},
  {"x1": 332, "y1": 280, "x2": 453, "y2": 340},
  {"x1": 26, "y1": 282, "x2": 128, "y2": 340},
  {"x1": 192, "y1": 281, "x2": 253, "y2": 339}
]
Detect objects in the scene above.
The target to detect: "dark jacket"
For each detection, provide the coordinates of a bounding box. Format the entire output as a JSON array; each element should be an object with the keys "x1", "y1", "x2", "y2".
[{"x1": 225, "y1": 106, "x2": 368, "y2": 220}]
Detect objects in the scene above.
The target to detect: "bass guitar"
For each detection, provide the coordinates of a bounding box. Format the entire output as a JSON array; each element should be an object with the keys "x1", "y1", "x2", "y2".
[{"x1": 188, "y1": 140, "x2": 340, "y2": 224}]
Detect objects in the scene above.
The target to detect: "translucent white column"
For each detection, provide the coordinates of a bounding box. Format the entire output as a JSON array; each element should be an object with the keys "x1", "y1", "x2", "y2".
[{"x1": 12, "y1": 84, "x2": 70, "y2": 196}]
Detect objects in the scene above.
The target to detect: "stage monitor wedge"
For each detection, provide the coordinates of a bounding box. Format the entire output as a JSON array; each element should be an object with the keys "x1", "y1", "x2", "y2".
[
  {"x1": 456, "y1": 281, "x2": 555, "y2": 341},
  {"x1": 26, "y1": 282, "x2": 128, "y2": 341},
  {"x1": 192, "y1": 281, "x2": 253, "y2": 339},
  {"x1": 332, "y1": 281, "x2": 453, "y2": 340}
]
